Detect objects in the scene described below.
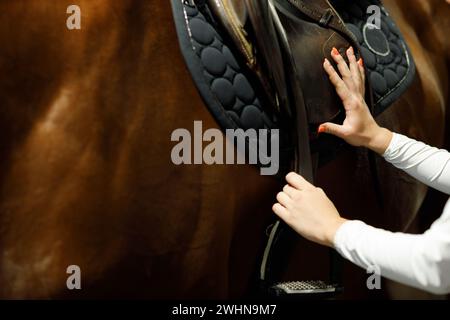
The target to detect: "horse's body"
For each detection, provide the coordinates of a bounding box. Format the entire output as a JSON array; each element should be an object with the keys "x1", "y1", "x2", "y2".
[{"x1": 0, "y1": 0, "x2": 448, "y2": 299}]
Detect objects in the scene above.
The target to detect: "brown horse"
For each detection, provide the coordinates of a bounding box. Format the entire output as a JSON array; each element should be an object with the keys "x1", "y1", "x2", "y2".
[{"x1": 0, "y1": 0, "x2": 448, "y2": 299}]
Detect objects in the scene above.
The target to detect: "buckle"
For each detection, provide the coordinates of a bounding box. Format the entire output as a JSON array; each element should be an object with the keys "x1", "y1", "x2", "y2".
[{"x1": 319, "y1": 9, "x2": 333, "y2": 27}]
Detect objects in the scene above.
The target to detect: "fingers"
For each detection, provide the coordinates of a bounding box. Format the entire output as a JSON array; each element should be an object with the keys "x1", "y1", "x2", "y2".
[
  {"x1": 276, "y1": 192, "x2": 291, "y2": 208},
  {"x1": 325, "y1": 47, "x2": 366, "y2": 105},
  {"x1": 358, "y1": 59, "x2": 366, "y2": 95},
  {"x1": 347, "y1": 47, "x2": 361, "y2": 88},
  {"x1": 272, "y1": 203, "x2": 289, "y2": 220},
  {"x1": 283, "y1": 184, "x2": 298, "y2": 198},
  {"x1": 347, "y1": 46, "x2": 366, "y2": 97},
  {"x1": 323, "y1": 58, "x2": 344, "y2": 86},
  {"x1": 358, "y1": 58, "x2": 365, "y2": 79},
  {"x1": 331, "y1": 47, "x2": 352, "y2": 82},
  {"x1": 318, "y1": 122, "x2": 347, "y2": 139},
  {"x1": 286, "y1": 172, "x2": 313, "y2": 190},
  {"x1": 274, "y1": 188, "x2": 294, "y2": 220},
  {"x1": 323, "y1": 59, "x2": 350, "y2": 101}
]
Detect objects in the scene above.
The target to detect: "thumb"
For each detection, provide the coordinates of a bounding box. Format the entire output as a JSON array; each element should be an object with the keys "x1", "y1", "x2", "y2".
[{"x1": 319, "y1": 123, "x2": 346, "y2": 138}]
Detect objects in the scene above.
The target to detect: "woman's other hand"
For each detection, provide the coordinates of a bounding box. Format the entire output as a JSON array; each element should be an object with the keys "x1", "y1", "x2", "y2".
[{"x1": 272, "y1": 172, "x2": 347, "y2": 247}]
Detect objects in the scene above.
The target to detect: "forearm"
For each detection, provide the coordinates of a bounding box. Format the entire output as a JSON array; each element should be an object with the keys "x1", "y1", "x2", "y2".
[
  {"x1": 381, "y1": 133, "x2": 450, "y2": 194},
  {"x1": 334, "y1": 220, "x2": 450, "y2": 294}
]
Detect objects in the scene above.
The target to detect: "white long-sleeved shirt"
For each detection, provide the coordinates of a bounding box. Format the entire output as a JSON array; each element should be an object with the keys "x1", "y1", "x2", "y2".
[{"x1": 334, "y1": 133, "x2": 450, "y2": 295}]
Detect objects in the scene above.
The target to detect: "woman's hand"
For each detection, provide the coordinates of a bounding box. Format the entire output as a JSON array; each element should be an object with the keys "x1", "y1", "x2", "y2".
[
  {"x1": 320, "y1": 47, "x2": 393, "y2": 155},
  {"x1": 272, "y1": 172, "x2": 347, "y2": 247}
]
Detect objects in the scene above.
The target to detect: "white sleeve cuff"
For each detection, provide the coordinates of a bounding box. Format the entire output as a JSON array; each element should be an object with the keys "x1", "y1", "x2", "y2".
[
  {"x1": 333, "y1": 220, "x2": 368, "y2": 251},
  {"x1": 382, "y1": 132, "x2": 401, "y2": 159}
]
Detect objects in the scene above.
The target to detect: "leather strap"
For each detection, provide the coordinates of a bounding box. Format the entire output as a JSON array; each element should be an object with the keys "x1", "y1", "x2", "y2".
[{"x1": 286, "y1": 0, "x2": 358, "y2": 44}]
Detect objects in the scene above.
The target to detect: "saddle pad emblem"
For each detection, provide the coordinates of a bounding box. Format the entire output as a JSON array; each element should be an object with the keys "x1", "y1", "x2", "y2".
[
  {"x1": 363, "y1": 23, "x2": 390, "y2": 57},
  {"x1": 333, "y1": 0, "x2": 416, "y2": 115}
]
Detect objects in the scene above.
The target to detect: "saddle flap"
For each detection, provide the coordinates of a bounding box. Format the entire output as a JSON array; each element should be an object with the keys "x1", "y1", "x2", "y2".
[{"x1": 245, "y1": 0, "x2": 291, "y2": 116}]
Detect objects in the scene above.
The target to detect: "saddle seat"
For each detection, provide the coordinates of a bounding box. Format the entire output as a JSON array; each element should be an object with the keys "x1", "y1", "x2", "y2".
[{"x1": 207, "y1": 0, "x2": 361, "y2": 127}]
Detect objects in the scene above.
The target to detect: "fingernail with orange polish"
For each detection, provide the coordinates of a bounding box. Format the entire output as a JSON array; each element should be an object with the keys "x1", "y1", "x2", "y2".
[
  {"x1": 358, "y1": 58, "x2": 364, "y2": 66},
  {"x1": 332, "y1": 47, "x2": 340, "y2": 56},
  {"x1": 318, "y1": 125, "x2": 326, "y2": 134}
]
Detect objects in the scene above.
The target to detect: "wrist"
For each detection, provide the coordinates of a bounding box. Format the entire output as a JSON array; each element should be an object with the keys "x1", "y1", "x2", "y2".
[
  {"x1": 325, "y1": 217, "x2": 348, "y2": 248},
  {"x1": 367, "y1": 126, "x2": 393, "y2": 155}
]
